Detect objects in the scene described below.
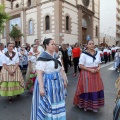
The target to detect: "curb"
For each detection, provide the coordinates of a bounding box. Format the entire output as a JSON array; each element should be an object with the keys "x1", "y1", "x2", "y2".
[{"x1": 101, "y1": 62, "x2": 114, "y2": 69}]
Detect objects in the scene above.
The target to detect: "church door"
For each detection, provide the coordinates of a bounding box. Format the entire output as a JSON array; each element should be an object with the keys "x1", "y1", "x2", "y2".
[
  {"x1": 15, "y1": 41, "x2": 20, "y2": 47},
  {"x1": 82, "y1": 28, "x2": 87, "y2": 45}
]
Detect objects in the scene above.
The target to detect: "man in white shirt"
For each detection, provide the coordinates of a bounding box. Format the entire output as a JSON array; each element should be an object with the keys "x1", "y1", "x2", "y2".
[
  {"x1": 98, "y1": 49, "x2": 103, "y2": 63},
  {"x1": 30, "y1": 39, "x2": 44, "y2": 54},
  {"x1": 111, "y1": 45, "x2": 116, "y2": 60},
  {"x1": 0, "y1": 43, "x2": 4, "y2": 71},
  {"x1": 103, "y1": 47, "x2": 108, "y2": 64},
  {"x1": 95, "y1": 45, "x2": 99, "y2": 52},
  {"x1": 107, "y1": 48, "x2": 111, "y2": 62}
]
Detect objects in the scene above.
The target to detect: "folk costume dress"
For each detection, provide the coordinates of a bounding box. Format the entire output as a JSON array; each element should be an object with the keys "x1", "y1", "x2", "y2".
[
  {"x1": 19, "y1": 49, "x2": 28, "y2": 73},
  {"x1": 0, "y1": 51, "x2": 24, "y2": 96},
  {"x1": 26, "y1": 51, "x2": 40, "y2": 92},
  {"x1": 31, "y1": 52, "x2": 66, "y2": 120},
  {"x1": 73, "y1": 51, "x2": 104, "y2": 112},
  {"x1": 0, "y1": 50, "x2": 4, "y2": 71}
]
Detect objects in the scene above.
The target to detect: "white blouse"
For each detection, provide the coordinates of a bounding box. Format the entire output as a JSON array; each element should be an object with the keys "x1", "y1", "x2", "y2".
[
  {"x1": 103, "y1": 48, "x2": 108, "y2": 53},
  {"x1": 98, "y1": 50, "x2": 103, "y2": 55},
  {"x1": 107, "y1": 50, "x2": 111, "y2": 54},
  {"x1": 2, "y1": 53, "x2": 19, "y2": 65},
  {"x1": 28, "y1": 52, "x2": 39, "y2": 63},
  {"x1": 36, "y1": 58, "x2": 62, "y2": 73},
  {"x1": 111, "y1": 47, "x2": 116, "y2": 51},
  {"x1": 79, "y1": 52, "x2": 101, "y2": 67},
  {"x1": 0, "y1": 51, "x2": 4, "y2": 66}
]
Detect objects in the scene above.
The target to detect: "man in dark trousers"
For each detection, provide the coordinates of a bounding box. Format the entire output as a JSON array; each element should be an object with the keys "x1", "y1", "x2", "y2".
[{"x1": 60, "y1": 44, "x2": 69, "y2": 73}]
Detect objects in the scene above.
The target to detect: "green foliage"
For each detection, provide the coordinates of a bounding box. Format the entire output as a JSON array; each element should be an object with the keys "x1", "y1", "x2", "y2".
[
  {"x1": 9, "y1": 24, "x2": 23, "y2": 40},
  {"x1": 0, "y1": 5, "x2": 10, "y2": 34}
]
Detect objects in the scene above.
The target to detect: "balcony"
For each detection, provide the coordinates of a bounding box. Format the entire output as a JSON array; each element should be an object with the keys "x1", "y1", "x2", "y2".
[
  {"x1": 117, "y1": 14, "x2": 120, "y2": 18},
  {"x1": 116, "y1": 29, "x2": 120, "y2": 34},
  {"x1": 116, "y1": 20, "x2": 120, "y2": 26},
  {"x1": 117, "y1": 0, "x2": 119, "y2": 3}
]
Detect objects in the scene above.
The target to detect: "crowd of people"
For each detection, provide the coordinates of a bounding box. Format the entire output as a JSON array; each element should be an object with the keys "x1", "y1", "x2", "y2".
[{"x1": 0, "y1": 38, "x2": 119, "y2": 120}]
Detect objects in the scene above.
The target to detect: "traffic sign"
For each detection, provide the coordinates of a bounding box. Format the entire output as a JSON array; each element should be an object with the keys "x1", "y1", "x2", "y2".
[{"x1": 86, "y1": 35, "x2": 91, "y2": 41}]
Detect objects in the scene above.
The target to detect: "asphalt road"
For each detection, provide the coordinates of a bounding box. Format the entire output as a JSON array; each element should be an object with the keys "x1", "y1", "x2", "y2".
[{"x1": 0, "y1": 62, "x2": 119, "y2": 120}]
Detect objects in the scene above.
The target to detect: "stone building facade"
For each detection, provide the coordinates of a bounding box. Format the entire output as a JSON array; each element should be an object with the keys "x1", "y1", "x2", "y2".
[
  {"x1": 0, "y1": 0, "x2": 100, "y2": 46},
  {"x1": 116, "y1": 0, "x2": 120, "y2": 45}
]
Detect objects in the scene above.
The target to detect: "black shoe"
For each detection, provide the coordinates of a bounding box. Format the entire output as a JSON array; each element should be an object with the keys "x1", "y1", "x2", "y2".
[
  {"x1": 8, "y1": 98, "x2": 12, "y2": 103},
  {"x1": 17, "y1": 95, "x2": 20, "y2": 98}
]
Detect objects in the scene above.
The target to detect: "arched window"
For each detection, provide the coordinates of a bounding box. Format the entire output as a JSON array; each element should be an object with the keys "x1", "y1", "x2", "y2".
[
  {"x1": 45, "y1": 15, "x2": 50, "y2": 30},
  {"x1": 96, "y1": 26, "x2": 98, "y2": 37},
  {"x1": 28, "y1": 0, "x2": 31, "y2": 7},
  {"x1": 66, "y1": 16, "x2": 69, "y2": 30},
  {"x1": 16, "y1": 4, "x2": 19, "y2": 8},
  {"x1": 29, "y1": 20, "x2": 33, "y2": 35}
]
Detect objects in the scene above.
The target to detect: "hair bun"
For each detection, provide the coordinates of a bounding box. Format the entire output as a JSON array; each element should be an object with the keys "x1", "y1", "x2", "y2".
[{"x1": 43, "y1": 38, "x2": 53, "y2": 49}]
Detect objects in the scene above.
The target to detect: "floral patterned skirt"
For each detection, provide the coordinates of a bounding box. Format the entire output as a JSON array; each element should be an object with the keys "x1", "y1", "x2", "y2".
[{"x1": 26, "y1": 71, "x2": 37, "y2": 92}]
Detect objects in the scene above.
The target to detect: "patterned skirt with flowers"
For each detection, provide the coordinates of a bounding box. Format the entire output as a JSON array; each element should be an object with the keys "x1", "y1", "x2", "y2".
[{"x1": 26, "y1": 70, "x2": 37, "y2": 93}]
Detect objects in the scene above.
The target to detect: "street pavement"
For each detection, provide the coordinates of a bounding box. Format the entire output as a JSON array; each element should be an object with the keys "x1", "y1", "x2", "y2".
[{"x1": 0, "y1": 62, "x2": 119, "y2": 120}]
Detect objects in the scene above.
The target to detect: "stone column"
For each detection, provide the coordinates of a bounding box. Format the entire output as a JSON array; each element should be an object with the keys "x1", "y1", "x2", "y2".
[
  {"x1": 21, "y1": 8, "x2": 26, "y2": 45},
  {"x1": 78, "y1": 7, "x2": 82, "y2": 44},
  {"x1": 6, "y1": 21, "x2": 10, "y2": 43},
  {"x1": 54, "y1": 0, "x2": 62, "y2": 44},
  {"x1": 98, "y1": 0, "x2": 100, "y2": 45},
  {"x1": 37, "y1": 5, "x2": 41, "y2": 42},
  {"x1": 90, "y1": 16, "x2": 94, "y2": 40},
  {"x1": 1, "y1": 0, "x2": 4, "y2": 4}
]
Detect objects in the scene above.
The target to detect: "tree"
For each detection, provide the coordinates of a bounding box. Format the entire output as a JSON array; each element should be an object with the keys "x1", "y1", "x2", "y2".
[
  {"x1": 0, "y1": 5, "x2": 10, "y2": 35},
  {"x1": 9, "y1": 24, "x2": 23, "y2": 40}
]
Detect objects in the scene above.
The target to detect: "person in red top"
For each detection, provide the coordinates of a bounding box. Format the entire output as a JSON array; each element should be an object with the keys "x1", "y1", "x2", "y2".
[{"x1": 72, "y1": 43, "x2": 81, "y2": 76}]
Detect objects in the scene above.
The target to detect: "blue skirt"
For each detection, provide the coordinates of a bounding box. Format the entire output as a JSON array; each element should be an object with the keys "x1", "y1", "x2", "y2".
[{"x1": 31, "y1": 71, "x2": 66, "y2": 120}]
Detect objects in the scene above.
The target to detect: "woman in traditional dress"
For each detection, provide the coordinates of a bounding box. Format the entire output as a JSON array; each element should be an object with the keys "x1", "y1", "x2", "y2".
[
  {"x1": 19, "y1": 45, "x2": 28, "y2": 74},
  {"x1": 73, "y1": 40, "x2": 104, "y2": 112},
  {"x1": 0, "y1": 42, "x2": 24, "y2": 103},
  {"x1": 31, "y1": 38, "x2": 67, "y2": 120},
  {"x1": 26, "y1": 44, "x2": 40, "y2": 92},
  {"x1": 0, "y1": 43, "x2": 4, "y2": 71},
  {"x1": 114, "y1": 49, "x2": 120, "y2": 72}
]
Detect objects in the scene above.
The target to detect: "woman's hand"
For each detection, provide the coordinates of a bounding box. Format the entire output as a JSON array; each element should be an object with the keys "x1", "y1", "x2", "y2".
[
  {"x1": 96, "y1": 67, "x2": 100, "y2": 72},
  {"x1": 89, "y1": 69, "x2": 97, "y2": 74},
  {"x1": 40, "y1": 87, "x2": 45, "y2": 96},
  {"x1": 64, "y1": 80, "x2": 67, "y2": 88},
  {"x1": 9, "y1": 71, "x2": 14, "y2": 76}
]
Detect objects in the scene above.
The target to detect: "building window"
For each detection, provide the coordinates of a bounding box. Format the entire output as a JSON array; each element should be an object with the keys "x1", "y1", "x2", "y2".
[
  {"x1": 45, "y1": 15, "x2": 50, "y2": 30},
  {"x1": 29, "y1": 20, "x2": 33, "y2": 35},
  {"x1": 82, "y1": 0, "x2": 90, "y2": 7},
  {"x1": 66, "y1": 16, "x2": 69, "y2": 31},
  {"x1": 82, "y1": 18, "x2": 87, "y2": 28},
  {"x1": 28, "y1": 0, "x2": 31, "y2": 7},
  {"x1": 16, "y1": 4, "x2": 19, "y2": 8},
  {"x1": 96, "y1": 26, "x2": 98, "y2": 37}
]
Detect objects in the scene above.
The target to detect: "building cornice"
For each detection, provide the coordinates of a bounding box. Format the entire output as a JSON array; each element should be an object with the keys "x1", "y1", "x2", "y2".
[
  {"x1": 8, "y1": 7, "x2": 26, "y2": 17},
  {"x1": 77, "y1": 5, "x2": 94, "y2": 16},
  {"x1": 7, "y1": 1, "x2": 96, "y2": 18}
]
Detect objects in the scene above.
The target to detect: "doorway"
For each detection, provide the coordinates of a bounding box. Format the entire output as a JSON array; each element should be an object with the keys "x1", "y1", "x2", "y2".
[
  {"x1": 82, "y1": 27, "x2": 87, "y2": 45},
  {"x1": 15, "y1": 41, "x2": 20, "y2": 47}
]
